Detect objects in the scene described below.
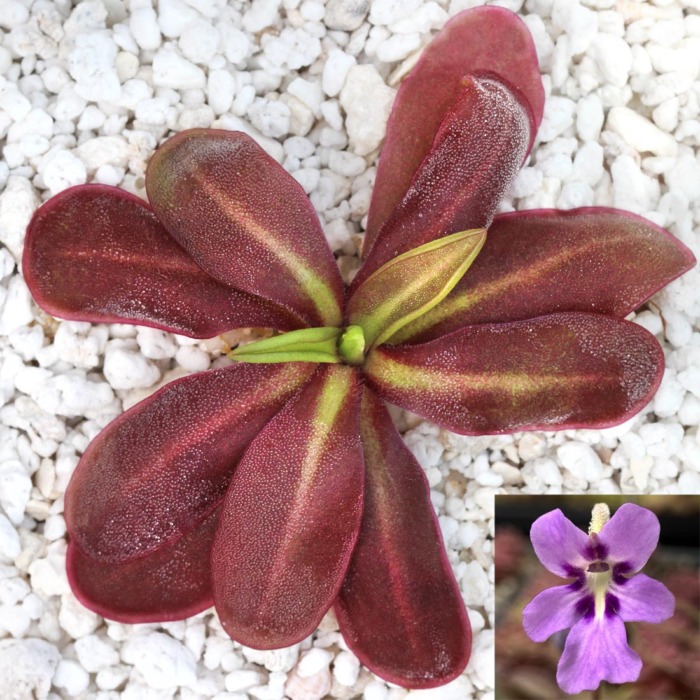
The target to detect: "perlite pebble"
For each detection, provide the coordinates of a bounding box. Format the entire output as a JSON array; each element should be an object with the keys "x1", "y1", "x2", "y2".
[
  {"x1": 179, "y1": 22, "x2": 220, "y2": 64},
  {"x1": 249, "y1": 646, "x2": 292, "y2": 674},
  {"x1": 297, "y1": 647, "x2": 334, "y2": 677},
  {"x1": 103, "y1": 346, "x2": 160, "y2": 390},
  {"x1": 607, "y1": 106, "x2": 679, "y2": 156},
  {"x1": 461, "y1": 561, "x2": 490, "y2": 606},
  {"x1": 96, "y1": 666, "x2": 130, "y2": 690},
  {"x1": 54, "y1": 659, "x2": 90, "y2": 696},
  {"x1": 364, "y1": 681, "x2": 389, "y2": 700},
  {"x1": 678, "y1": 471, "x2": 700, "y2": 493},
  {"x1": 68, "y1": 32, "x2": 121, "y2": 102},
  {"x1": 175, "y1": 346, "x2": 211, "y2": 372},
  {"x1": 533, "y1": 458, "x2": 564, "y2": 486},
  {"x1": 322, "y1": 49, "x2": 356, "y2": 97},
  {"x1": 75, "y1": 635, "x2": 120, "y2": 672},
  {"x1": 340, "y1": 65, "x2": 395, "y2": 156},
  {"x1": 470, "y1": 631, "x2": 495, "y2": 692},
  {"x1": 376, "y1": 32, "x2": 422, "y2": 62},
  {"x1": 208, "y1": 70, "x2": 236, "y2": 115},
  {"x1": 0, "y1": 460, "x2": 32, "y2": 525},
  {"x1": 0, "y1": 514, "x2": 21, "y2": 561},
  {"x1": 0, "y1": 639, "x2": 60, "y2": 699},
  {"x1": 28, "y1": 555, "x2": 71, "y2": 597},
  {"x1": 0, "y1": 277, "x2": 34, "y2": 333},
  {"x1": 538, "y1": 96, "x2": 576, "y2": 142},
  {"x1": 654, "y1": 371, "x2": 686, "y2": 417},
  {"x1": 152, "y1": 49, "x2": 206, "y2": 89},
  {"x1": 285, "y1": 667, "x2": 332, "y2": 700},
  {"x1": 0, "y1": 177, "x2": 39, "y2": 261},
  {"x1": 590, "y1": 33, "x2": 633, "y2": 86},
  {"x1": 326, "y1": 0, "x2": 369, "y2": 30},
  {"x1": 332, "y1": 650, "x2": 360, "y2": 686},
  {"x1": 121, "y1": 632, "x2": 197, "y2": 689},
  {"x1": 639, "y1": 422, "x2": 684, "y2": 457},
  {"x1": 58, "y1": 594, "x2": 100, "y2": 638},
  {"x1": 225, "y1": 669, "x2": 267, "y2": 692},
  {"x1": 557, "y1": 442, "x2": 603, "y2": 482}
]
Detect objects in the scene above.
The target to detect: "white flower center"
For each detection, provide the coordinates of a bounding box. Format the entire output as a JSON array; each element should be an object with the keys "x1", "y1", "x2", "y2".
[{"x1": 586, "y1": 563, "x2": 612, "y2": 620}]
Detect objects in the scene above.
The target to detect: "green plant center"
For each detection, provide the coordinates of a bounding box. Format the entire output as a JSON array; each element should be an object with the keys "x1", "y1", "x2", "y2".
[
  {"x1": 338, "y1": 325, "x2": 366, "y2": 366},
  {"x1": 228, "y1": 324, "x2": 367, "y2": 366}
]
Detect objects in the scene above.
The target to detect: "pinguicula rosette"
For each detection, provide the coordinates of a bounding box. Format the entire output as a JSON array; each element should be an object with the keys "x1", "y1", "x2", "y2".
[
  {"x1": 21, "y1": 6, "x2": 694, "y2": 689},
  {"x1": 522, "y1": 504, "x2": 675, "y2": 695}
]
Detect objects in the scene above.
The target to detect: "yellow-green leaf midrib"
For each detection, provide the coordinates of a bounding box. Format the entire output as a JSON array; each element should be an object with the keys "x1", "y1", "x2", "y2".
[{"x1": 200, "y1": 177, "x2": 343, "y2": 325}]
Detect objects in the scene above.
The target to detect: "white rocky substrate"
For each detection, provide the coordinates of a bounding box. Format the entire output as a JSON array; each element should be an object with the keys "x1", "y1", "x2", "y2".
[{"x1": 0, "y1": 0, "x2": 699, "y2": 698}]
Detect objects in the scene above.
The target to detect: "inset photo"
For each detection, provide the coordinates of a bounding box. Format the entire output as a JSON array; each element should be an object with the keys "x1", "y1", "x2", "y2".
[{"x1": 494, "y1": 495, "x2": 699, "y2": 699}]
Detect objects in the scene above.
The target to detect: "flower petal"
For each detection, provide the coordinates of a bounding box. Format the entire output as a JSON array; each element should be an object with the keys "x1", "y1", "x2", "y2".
[
  {"x1": 65, "y1": 363, "x2": 315, "y2": 563},
  {"x1": 365, "y1": 6, "x2": 543, "y2": 254},
  {"x1": 611, "y1": 573, "x2": 675, "y2": 623},
  {"x1": 334, "y1": 390, "x2": 470, "y2": 688},
  {"x1": 523, "y1": 583, "x2": 589, "y2": 642},
  {"x1": 556, "y1": 615, "x2": 642, "y2": 694},
  {"x1": 212, "y1": 365, "x2": 364, "y2": 649},
  {"x1": 22, "y1": 185, "x2": 307, "y2": 336},
  {"x1": 597, "y1": 503, "x2": 660, "y2": 573},
  {"x1": 66, "y1": 507, "x2": 219, "y2": 623},
  {"x1": 529, "y1": 510, "x2": 591, "y2": 578},
  {"x1": 146, "y1": 129, "x2": 344, "y2": 326},
  {"x1": 365, "y1": 312, "x2": 664, "y2": 435},
  {"x1": 394, "y1": 208, "x2": 697, "y2": 344},
  {"x1": 356, "y1": 74, "x2": 531, "y2": 288}
]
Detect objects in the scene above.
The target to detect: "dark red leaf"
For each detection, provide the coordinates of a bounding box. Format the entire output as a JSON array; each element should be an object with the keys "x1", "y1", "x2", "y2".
[
  {"x1": 146, "y1": 129, "x2": 345, "y2": 327},
  {"x1": 365, "y1": 312, "x2": 665, "y2": 434},
  {"x1": 67, "y1": 507, "x2": 219, "y2": 623},
  {"x1": 65, "y1": 363, "x2": 315, "y2": 563},
  {"x1": 354, "y1": 74, "x2": 531, "y2": 289},
  {"x1": 335, "y1": 389, "x2": 471, "y2": 688},
  {"x1": 212, "y1": 365, "x2": 364, "y2": 649},
  {"x1": 365, "y1": 6, "x2": 543, "y2": 256},
  {"x1": 394, "y1": 208, "x2": 697, "y2": 344},
  {"x1": 22, "y1": 185, "x2": 304, "y2": 337}
]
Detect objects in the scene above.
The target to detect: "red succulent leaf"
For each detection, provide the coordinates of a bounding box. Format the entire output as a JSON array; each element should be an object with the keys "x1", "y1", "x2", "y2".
[
  {"x1": 146, "y1": 129, "x2": 345, "y2": 327},
  {"x1": 364, "y1": 5, "x2": 543, "y2": 257},
  {"x1": 334, "y1": 389, "x2": 471, "y2": 688},
  {"x1": 65, "y1": 363, "x2": 315, "y2": 563},
  {"x1": 365, "y1": 312, "x2": 664, "y2": 435},
  {"x1": 67, "y1": 507, "x2": 220, "y2": 623},
  {"x1": 393, "y1": 208, "x2": 697, "y2": 344},
  {"x1": 354, "y1": 74, "x2": 532, "y2": 289},
  {"x1": 23, "y1": 185, "x2": 307, "y2": 337},
  {"x1": 212, "y1": 365, "x2": 364, "y2": 649}
]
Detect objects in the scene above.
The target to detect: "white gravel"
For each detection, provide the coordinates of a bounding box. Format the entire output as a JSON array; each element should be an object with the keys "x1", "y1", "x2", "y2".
[{"x1": 0, "y1": 0, "x2": 699, "y2": 698}]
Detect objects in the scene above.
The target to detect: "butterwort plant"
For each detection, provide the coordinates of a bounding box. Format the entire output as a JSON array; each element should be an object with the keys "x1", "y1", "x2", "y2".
[
  {"x1": 523, "y1": 503, "x2": 675, "y2": 695},
  {"x1": 22, "y1": 6, "x2": 694, "y2": 689}
]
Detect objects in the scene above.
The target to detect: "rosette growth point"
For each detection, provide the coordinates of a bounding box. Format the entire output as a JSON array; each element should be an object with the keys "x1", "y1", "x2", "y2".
[{"x1": 22, "y1": 7, "x2": 694, "y2": 689}]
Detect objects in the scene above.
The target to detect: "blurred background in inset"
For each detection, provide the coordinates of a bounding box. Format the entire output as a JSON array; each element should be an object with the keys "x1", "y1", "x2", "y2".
[{"x1": 494, "y1": 495, "x2": 699, "y2": 700}]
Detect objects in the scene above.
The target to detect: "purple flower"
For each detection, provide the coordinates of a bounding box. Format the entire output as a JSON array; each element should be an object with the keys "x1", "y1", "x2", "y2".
[{"x1": 522, "y1": 503, "x2": 675, "y2": 695}]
